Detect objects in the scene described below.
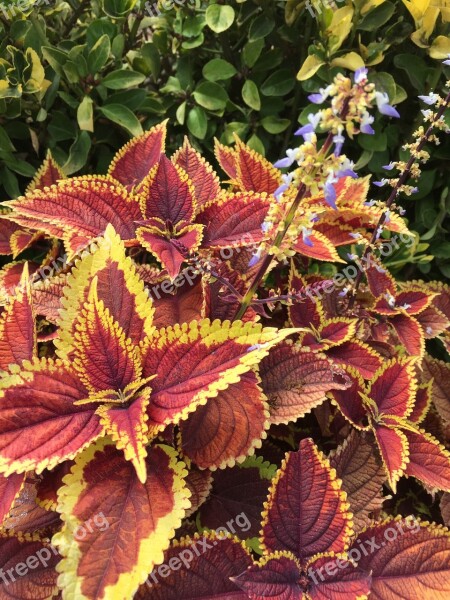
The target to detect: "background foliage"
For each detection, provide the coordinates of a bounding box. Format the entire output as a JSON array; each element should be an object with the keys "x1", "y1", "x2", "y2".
[{"x1": 0, "y1": 0, "x2": 449, "y2": 279}]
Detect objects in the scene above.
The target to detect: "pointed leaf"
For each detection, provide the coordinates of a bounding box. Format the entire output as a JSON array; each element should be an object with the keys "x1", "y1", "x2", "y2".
[
  {"x1": 26, "y1": 150, "x2": 65, "y2": 193},
  {"x1": 179, "y1": 371, "x2": 269, "y2": 469},
  {"x1": 172, "y1": 137, "x2": 221, "y2": 209},
  {"x1": 5, "y1": 176, "x2": 141, "y2": 254},
  {"x1": 390, "y1": 314, "x2": 425, "y2": 358},
  {"x1": 305, "y1": 553, "x2": 371, "y2": 600},
  {"x1": 152, "y1": 272, "x2": 204, "y2": 329},
  {"x1": 57, "y1": 225, "x2": 154, "y2": 359},
  {"x1": 261, "y1": 438, "x2": 353, "y2": 564},
  {"x1": 294, "y1": 230, "x2": 346, "y2": 263},
  {"x1": 409, "y1": 382, "x2": 432, "y2": 424},
  {"x1": 329, "y1": 368, "x2": 368, "y2": 428},
  {"x1": 72, "y1": 278, "x2": 141, "y2": 393},
  {"x1": 214, "y1": 138, "x2": 238, "y2": 180},
  {"x1": 365, "y1": 257, "x2": 396, "y2": 298},
  {"x1": 184, "y1": 467, "x2": 212, "y2": 517},
  {"x1": 373, "y1": 426, "x2": 408, "y2": 492},
  {"x1": 0, "y1": 264, "x2": 36, "y2": 371},
  {"x1": 141, "y1": 319, "x2": 291, "y2": 436},
  {"x1": 0, "y1": 359, "x2": 103, "y2": 476},
  {"x1": 234, "y1": 137, "x2": 281, "y2": 194},
  {"x1": 330, "y1": 430, "x2": 386, "y2": 531},
  {"x1": 403, "y1": 426, "x2": 450, "y2": 492},
  {"x1": 135, "y1": 532, "x2": 251, "y2": 599},
  {"x1": 139, "y1": 155, "x2": 196, "y2": 225},
  {"x1": 326, "y1": 341, "x2": 382, "y2": 379},
  {"x1": 422, "y1": 357, "x2": 450, "y2": 424},
  {"x1": 53, "y1": 439, "x2": 191, "y2": 600},
  {"x1": 351, "y1": 518, "x2": 450, "y2": 598},
  {"x1": 108, "y1": 121, "x2": 167, "y2": 191},
  {"x1": 196, "y1": 192, "x2": 269, "y2": 249},
  {"x1": 367, "y1": 359, "x2": 415, "y2": 419},
  {"x1": 259, "y1": 341, "x2": 349, "y2": 425}
]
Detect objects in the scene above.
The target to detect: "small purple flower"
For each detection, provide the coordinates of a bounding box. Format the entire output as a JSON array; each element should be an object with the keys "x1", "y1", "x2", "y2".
[
  {"x1": 418, "y1": 92, "x2": 439, "y2": 105},
  {"x1": 274, "y1": 156, "x2": 294, "y2": 169},
  {"x1": 308, "y1": 85, "x2": 332, "y2": 105},
  {"x1": 410, "y1": 186, "x2": 418, "y2": 194},
  {"x1": 302, "y1": 227, "x2": 314, "y2": 247},
  {"x1": 349, "y1": 232, "x2": 362, "y2": 239},
  {"x1": 384, "y1": 209, "x2": 391, "y2": 224},
  {"x1": 339, "y1": 287, "x2": 349, "y2": 297},
  {"x1": 295, "y1": 123, "x2": 314, "y2": 137},
  {"x1": 333, "y1": 133, "x2": 345, "y2": 156},
  {"x1": 274, "y1": 183, "x2": 289, "y2": 200},
  {"x1": 361, "y1": 111, "x2": 375, "y2": 134},
  {"x1": 364, "y1": 199, "x2": 376, "y2": 207},
  {"x1": 347, "y1": 253, "x2": 358, "y2": 261},
  {"x1": 382, "y1": 162, "x2": 395, "y2": 170},
  {"x1": 354, "y1": 67, "x2": 368, "y2": 84},
  {"x1": 373, "y1": 179, "x2": 389, "y2": 187},
  {"x1": 324, "y1": 181, "x2": 337, "y2": 209},
  {"x1": 375, "y1": 91, "x2": 400, "y2": 118},
  {"x1": 443, "y1": 55, "x2": 450, "y2": 66},
  {"x1": 248, "y1": 248, "x2": 262, "y2": 267}
]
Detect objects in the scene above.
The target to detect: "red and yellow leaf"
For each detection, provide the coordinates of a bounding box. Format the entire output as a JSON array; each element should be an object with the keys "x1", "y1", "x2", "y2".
[
  {"x1": 234, "y1": 136, "x2": 282, "y2": 194},
  {"x1": 183, "y1": 467, "x2": 212, "y2": 517},
  {"x1": 56, "y1": 225, "x2": 154, "y2": 360},
  {"x1": 152, "y1": 273, "x2": 204, "y2": 329},
  {"x1": 409, "y1": 381, "x2": 433, "y2": 424},
  {"x1": 294, "y1": 230, "x2": 345, "y2": 263},
  {"x1": 135, "y1": 532, "x2": 252, "y2": 599},
  {"x1": 214, "y1": 138, "x2": 238, "y2": 180},
  {"x1": 306, "y1": 553, "x2": 371, "y2": 600},
  {"x1": 26, "y1": 150, "x2": 65, "y2": 193},
  {"x1": 351, "y1": 517, "x2": 450, "y2": 598},
  {"x1": 172, "y1": 137, "x2": 221, "y2": 209},
  {"x1": 330, "y1": 430, "x2": 386, "y2": 531},
  {"x1": 288, "y1": 267, "x2": 323, "y2": 330},
  {"x1": 373, "y1": 426, "x2": 409, "y2": 492},
  {"x1": 259, "y1": 341, "x2": 349, "y2": 425},
  {"x1": 364, "y1": 257, "x2": 396, "y2": 298},
  {"x1": 72, "y1": 277, "x2": 142, "y2": 394},
  {"x1": 0, "y1": 263, "x2": 36, "y2": 371},
  {"x1": 326, "y1": 340, "x2": 382, "y2": 379},
  {"x1": 261, "y1": 438, "x2": 353, "y2": 565},
  {"x1": 0, "y1": 358, "x2": 103, "y2": 476},
  {"x1": 179, "y1": 371, "x2": 269, "y2": 469},
  {"x1": 403, "y1": 426, "x2": 450, "y2": 492},
  {"x1": 4, "y1": 176, "x2": 141, "y2": 255},
  {"x1": 422, "y1": 356, "x2": 450, "y2": 424},
  {"x1": 53, "y1": 439, "x2": 190, "y2": 600},
  {"x1": 108, "y1": 121, "x2": 167, "y2": 191},
  {"x1": 197, "y1": 191, "x2": 269, "y2": 249},
  {"x1": 367, "y1": 359, "x2": 415, "y2": 419},
  {"x1": 328, "y1": 368, "x2": 368, "y2": 428},
  {"x1": 97, "y1": 390, "x2": 150, "y2": 483},
  {"x1": 0, "y1": 533, "x2": 59, "y2": 599},
  {"x1": 141, "y1": 319, "x2": 292, "y2": 436},
  {"x1": 390, "y1": 314, "x2": 425, "y2": 358}
]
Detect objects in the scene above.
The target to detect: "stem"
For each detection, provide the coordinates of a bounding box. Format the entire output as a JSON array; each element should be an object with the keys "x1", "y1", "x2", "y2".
[
  {"x1": 63, "y1": 0, "x2": 88, "y2": 37},
  {"x1": 125, "y1": 12, "x2": 144, "y2": 52},
  {"x1": 233, "y1": 125, "x2": 340, "y2": 321},
  {"x1": 349, "y1": 89, "x2": 450, "y2": 307}
]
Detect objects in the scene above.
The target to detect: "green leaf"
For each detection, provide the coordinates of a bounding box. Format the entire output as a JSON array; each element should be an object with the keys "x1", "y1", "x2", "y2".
[
  {"x1": 297, "y1": 54, "x2": 325, "y2": 81},
  {"x1": 1, "y1": 155, "x2": 35, "y2": 177},
  {"x1": 102, "y1": 0, "x2": 136, "y2": 18},
  {"x1": 203, "y1": 58, "x2": 237, "y2": 82},
  {"x1": 0, "y1": 166, "x2": 20, "y2": 199},
  {"x1": 134, "y1": 43, "x2": 161, "y2": 79},
  {"x1": 187, "y1": 106, "x2": 207, "y2": 139},
  {"x1": 246, "y1": 133, "x2": 265, "y2": 156},
  {"x1": 77, "y1": 96, "x2": 94, "y2": 132},
  {"x1": 249, "y1": 15, "x2": 275, "y2": 41},
  {"x1": 86, "y1": 19, "x2": 117, "y2": 49},
  {"x1": 176, "y1": 100, "x2": 186, "y2": 125},
  {"x1": 87, "y1": 34, "x2": 111, "y2": 75},
  {"x1": 41, "y1": 46, "x2": 68, "y2": 76},
  {"x1": 98, "y1": 104, "x2": 143, "y2": 137},
  {"x1": 242, "y1": 80, "x2": 260, "y2": 111},
  {"x1": 193, "y1": 81, "x2": 228, "y2": 110},
  {"x1": 63, "y1": 131, "x2": 91, "y2": 175},
  {"x1": 242, "y1": 39, "x2": 264, "y2": 68},
  {"x1": 260, "y1": 116, "x2": 290, "y2": 134},
  {"x1": 357, "y1": 2, "x2": 395, "y2": 31},
  {"x1": 205, "y1": 4, "x2": 235, "y2": 33},
  {"x1": 261, "y1": 69, "x2": 296, "y2": 96},
  {"x1": 358, "y1": 130, "x2": 387, "y2": 152},
  {"x1": 102, "y1": 70, "x2": 145, "y2": 90}
]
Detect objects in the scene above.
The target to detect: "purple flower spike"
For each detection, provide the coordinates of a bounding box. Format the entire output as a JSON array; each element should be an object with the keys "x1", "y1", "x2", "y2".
[{"x1": 375, "y1": 92, "x2": 400, "y2": 118}]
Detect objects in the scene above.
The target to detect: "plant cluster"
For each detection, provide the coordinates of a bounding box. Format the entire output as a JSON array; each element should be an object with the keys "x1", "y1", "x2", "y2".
[
  {"x1": 0, "y1": 60, "x2": 449, "y2": 598},
  {"x1": 1, "y1": 0, "x2": 450, "y2": 277}
]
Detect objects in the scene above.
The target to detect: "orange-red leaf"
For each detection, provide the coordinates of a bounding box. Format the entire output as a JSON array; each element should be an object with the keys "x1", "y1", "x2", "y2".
[
  {"x1": 0, "y1": 359, "x2": 103, "y2": 476},
  {"x1": 196, "y1": 192, "x2": 269, "y2": 249},
  {"x1": 259, "y1": 341, "x2": 349, "y2": 425},
  {"x1": 26, "y1": 150, "x2": 65, "y2": 193},
  {"x1": 403, "y1": 427, "x2": 450, "y2": 492},
  {"x1": 0, "y1": 472, "x2": 25, "y2": 523},
  {"x1": 326, "y1": 340, "x2": 382, "y2": 379},
  {"x1": 108, "y1": 121, "x2": 167, "y2": 191},
  {"x1": 179, "y1": 371, "x2": 269, "y2": 469},
  {"x1": 367, "y1": 359, "x2": 415, "y2": 419},
  {"x1": 261, "y1": 438, "x2": 353, "y2": 565},
  {"x1": 373, "y1": 426, "x2": 408, "y2": 491},
  {"x1": 351, "y1": 518, "x2": 450, "y2": 598},
  {"x1": 214, "y1": 138, "x2": 238, "y2": 180},
  {"x1": 234, "y1": 137, "x2": 281, "y2": 194},
  {"x1": 54, "y1": 439, "x2": 190, "y2": 600},
  {"x1": 172, "y1": 137, "x2": 221, "y2": 208}
]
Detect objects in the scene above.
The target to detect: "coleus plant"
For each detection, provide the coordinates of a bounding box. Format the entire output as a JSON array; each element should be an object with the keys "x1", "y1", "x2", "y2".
[{"x1": 0, "y1": 67, "x2": 449, "y2": 600}]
